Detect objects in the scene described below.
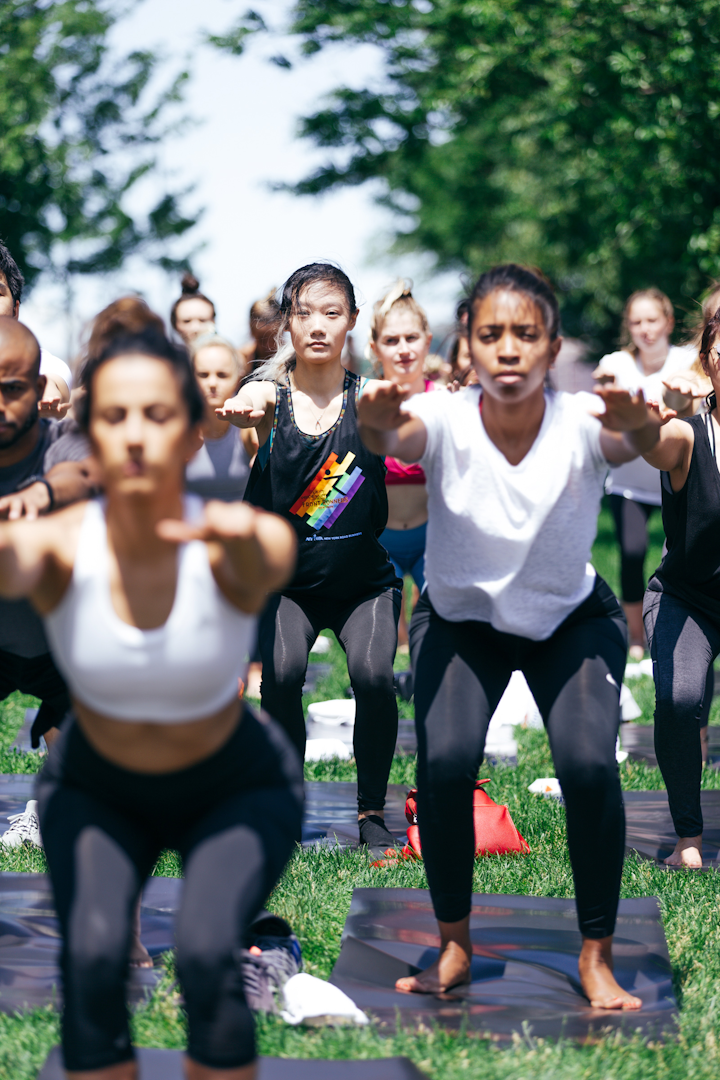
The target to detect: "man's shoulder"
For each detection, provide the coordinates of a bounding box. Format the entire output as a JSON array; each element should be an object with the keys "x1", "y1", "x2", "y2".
[{"x1": 42, "y1": 418, "x2": 90, "y2": 470}]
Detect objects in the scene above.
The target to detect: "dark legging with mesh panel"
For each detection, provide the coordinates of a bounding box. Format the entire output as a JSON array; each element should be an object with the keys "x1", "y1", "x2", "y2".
[
  {"x1": 259, "y1": 587, "x2": 400, "y2": 812},
  {"x1": 410, "y1": 578, "x2": 627, "y2": 938},
  {"x1": 608, "y1": 493, "x2": 658, "y2": 603},
  {"x1": 644, "y1": 587, "x2": 720, "y2": 838},
  {"x1": 36, "y1": 708, "x2": 303, "y2": 1073}
]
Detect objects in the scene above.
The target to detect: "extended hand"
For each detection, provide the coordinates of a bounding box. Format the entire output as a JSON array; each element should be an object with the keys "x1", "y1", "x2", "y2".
[
  {"x1": 156, "y1": 500, "x2": 257, "y2": 548},
  {"x1": 0, "y1": 482, "x2": 52, "y2": 521},
  {"x1": 357, "y1": 380, "x2": 411, "y2": 431},
  {"x1": 38, "y1": 398, "x2": 72, "y2": 418},
  {"x1": 594, "y1": 386, "x2": 653, "y2": 432},
  {"x1": 662, "y1": 376, "x2": 705, "y2": 399},
  {"x1": 215, "y1": 396, "x2": 265, "y2": 428}
]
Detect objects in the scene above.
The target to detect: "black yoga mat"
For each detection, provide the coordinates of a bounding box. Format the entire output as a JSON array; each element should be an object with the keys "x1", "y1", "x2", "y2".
[
  {"x1": 621, "y1": 723, "x2": 720, "y2": 768},
  {"x1": 624, "y1": 789, "x2": 720, "y2": 867},
  {"x1": 37, "y1": 1046, "x2": 427, "y2": 1079},
  {"x1": 302, "y1": 781, "x2": 409, "y2": 847},
  {"x1": 329, "y1": 888, "x2": 677, "y2": 1040},
  {"x1": 0, "y1": 873, "x2": 180, "y2": 1014},
  {"x1": 0, "y1": 775, "x2": 411, "y2": 850}
]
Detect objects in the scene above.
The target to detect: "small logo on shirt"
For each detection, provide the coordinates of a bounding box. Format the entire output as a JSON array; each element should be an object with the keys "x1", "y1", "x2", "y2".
[{"x1": 290, "y1": 450, "x2": 365, "y2": 531}]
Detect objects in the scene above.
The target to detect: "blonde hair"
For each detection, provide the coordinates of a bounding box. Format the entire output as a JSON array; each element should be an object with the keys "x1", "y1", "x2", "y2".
[
  {"x1": 620, "y1": 288, "x2": 674, "y2": 356},
  {"x1": 366, "y1": 280, "x2": 430, "y2": 373},
  {"x1": 190, "y1": 332, "x2": 243, "y2": 376}
]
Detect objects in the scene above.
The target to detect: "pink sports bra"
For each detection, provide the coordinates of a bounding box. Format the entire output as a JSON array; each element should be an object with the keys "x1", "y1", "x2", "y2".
[{"x1": 385, "y1": 380, "x2": 437, "y2": 486}]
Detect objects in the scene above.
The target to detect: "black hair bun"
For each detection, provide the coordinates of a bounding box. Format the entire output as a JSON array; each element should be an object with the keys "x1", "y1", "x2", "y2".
[{"x1": 181, "y1": 271, "x2": 200, "y2": 294}]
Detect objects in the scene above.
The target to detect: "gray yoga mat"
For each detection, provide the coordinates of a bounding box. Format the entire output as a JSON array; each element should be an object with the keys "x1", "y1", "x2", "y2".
[
  {"x1": 0, "y1": 873, "x2": 179, "y2": 1014},
  {"x1": 9, "y1": 708, "x2": 38, "y2": 754},
  {"x1": 624, "y1": 789, "x2": 720, "y2": 867},
  {"x1": 37, "y1": 1046, "x2": 427, "y2": 1079},
  {"x1": 621, "y1": 722, "x2": 720, "y2": 769},
  {"x1": 329, "y1": 888, "x2": 678, "y2": 1041}
]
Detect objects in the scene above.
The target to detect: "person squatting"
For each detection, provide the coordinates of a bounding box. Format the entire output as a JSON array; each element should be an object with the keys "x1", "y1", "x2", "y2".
[{"x1": 0, "y1": 239, "x2": 718, "y2": 1076}]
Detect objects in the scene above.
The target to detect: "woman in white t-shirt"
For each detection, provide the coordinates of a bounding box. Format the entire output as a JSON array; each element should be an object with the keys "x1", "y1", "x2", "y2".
[
  {"x1": 358, "y1": 264, "x2": 660, "y2": 1012},
  {"x1": 594, "y1": 289, "x2": 694, "y2": 657}
]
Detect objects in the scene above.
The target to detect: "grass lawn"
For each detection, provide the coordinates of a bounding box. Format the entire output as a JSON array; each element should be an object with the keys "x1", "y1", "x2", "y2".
[{"x1": 2, "y1": 500, "x2": 720, "y2": 1079}]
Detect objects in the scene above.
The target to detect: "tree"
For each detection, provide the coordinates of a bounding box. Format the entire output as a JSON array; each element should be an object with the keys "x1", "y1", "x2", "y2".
[
  {"x1": 0, "y1": 1, "x2": 197, "y2": 292},
  {"x1": 216, "y1": 1, "x2": 720, "y2": 349}
]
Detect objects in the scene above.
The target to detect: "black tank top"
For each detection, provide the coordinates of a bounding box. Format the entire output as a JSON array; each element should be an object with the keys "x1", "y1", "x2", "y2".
[
  {"x1": 649, "y1": 412, "x2": 720, "y2": 618},
  {"x1": 246, "y1": 371, "x2": 401, "y2": 601}
]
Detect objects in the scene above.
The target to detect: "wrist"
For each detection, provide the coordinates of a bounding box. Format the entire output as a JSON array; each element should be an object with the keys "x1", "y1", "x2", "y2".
[{"x1": 32, "y1": 478, "x2": 54, "y2": 512}]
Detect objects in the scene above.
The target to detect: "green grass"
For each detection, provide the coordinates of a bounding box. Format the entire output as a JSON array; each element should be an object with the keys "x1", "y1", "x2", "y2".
[{"x1": 3, "y1": 513, "x2": 720, "y2": 1078}]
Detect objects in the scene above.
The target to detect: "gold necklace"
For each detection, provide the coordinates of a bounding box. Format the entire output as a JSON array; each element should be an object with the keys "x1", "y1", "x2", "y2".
[{"x1": 291, "y1": 374, "x2": 344, "y2": 432}]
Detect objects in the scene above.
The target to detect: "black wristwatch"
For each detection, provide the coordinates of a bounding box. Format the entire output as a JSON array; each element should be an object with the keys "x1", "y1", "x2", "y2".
[{"x1": 15, "y1": 474, "x2": 55, "y2": 512}]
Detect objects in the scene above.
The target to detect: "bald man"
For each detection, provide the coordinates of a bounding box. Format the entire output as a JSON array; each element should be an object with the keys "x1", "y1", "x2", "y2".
[
  {"x1": 0, "y1": 318, "x2": 97, "y2": 848},
  {"x1": 0, "y1": 240, "x2": 72, "y2": 417}
]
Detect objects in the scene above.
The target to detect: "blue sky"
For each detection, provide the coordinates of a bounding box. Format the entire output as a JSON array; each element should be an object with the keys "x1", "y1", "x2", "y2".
[{"x1": 22, "y1": 0, "x2": 461, "y2": 364}]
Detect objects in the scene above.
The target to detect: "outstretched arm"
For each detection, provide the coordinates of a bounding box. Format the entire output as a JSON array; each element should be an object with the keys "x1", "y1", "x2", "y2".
[
  {"x1": 215, "y1": 381, "x2": 276, "y2": 447},
  {"x1": 593, "y1": 387, "x2": 662, "y2": 464},
  {"x1": 0, "y1": 519, "x2": 54, "y2": 600},
  {"x1": 156, "y1": 501, "x2": 296, "y2": 614},
  {"x1": 357, "y1": 381, "x2": 428, "y2": 462},
  {"x1": 0, "y1": 457, "x2": 100, "y2": 521}
]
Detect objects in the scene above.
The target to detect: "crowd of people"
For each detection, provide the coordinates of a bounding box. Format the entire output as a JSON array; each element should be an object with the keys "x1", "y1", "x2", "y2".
[{"x1": 0, "y1": 236, "x2": 719, "y2": 1075}]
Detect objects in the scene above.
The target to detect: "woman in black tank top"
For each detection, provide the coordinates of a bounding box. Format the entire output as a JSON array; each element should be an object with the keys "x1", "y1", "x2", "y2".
[
  {"x1": 219, "y1": 264, "x2": 402, "y2": 855},
  {"x1": 640, "y1": 307, "x2": 720, "y2": 868}
]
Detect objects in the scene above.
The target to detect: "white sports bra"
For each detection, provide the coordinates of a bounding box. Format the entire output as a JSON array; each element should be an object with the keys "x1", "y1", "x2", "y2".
[{"x1": 44, "y1": 496, "x2": 256, "y2": 723}]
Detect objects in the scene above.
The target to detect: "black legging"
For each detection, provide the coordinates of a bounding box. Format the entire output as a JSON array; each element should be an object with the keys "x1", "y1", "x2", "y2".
[
  {"x1": 36, "y1": 709, "x2": 303, "y2": 1073},
  {"x1": 259, "y1": 587, "x2": 400, "y2": 812},
  {"x1": 608, "y1": 494, "x2": 657, "y2": 603},
  {"x1": 644, "y1": 587, "x2": 719, "y2": 837},
  {"x1": 410, "y1": 578, "x2": 627, "y2": 938}
]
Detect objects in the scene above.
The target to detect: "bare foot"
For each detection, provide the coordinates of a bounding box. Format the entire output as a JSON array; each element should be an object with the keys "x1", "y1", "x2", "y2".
[
  {"x1": 664, "y1": 835, "x2": 703, "y2": 868},
  {"x1": 395, "y1": 940, "x2": 471, "y2": 994},
  {"x1": 579, "y1": 937, "x2": 642, "y2": 1010}
]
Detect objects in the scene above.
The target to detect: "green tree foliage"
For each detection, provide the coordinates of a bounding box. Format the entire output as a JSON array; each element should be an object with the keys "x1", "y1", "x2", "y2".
[
  {"x1": 218, "y1": 1, "x2": 720, "y2": 347},
  {"x1": 0, "y1": 0, "x2": 196, "y2": 292}
]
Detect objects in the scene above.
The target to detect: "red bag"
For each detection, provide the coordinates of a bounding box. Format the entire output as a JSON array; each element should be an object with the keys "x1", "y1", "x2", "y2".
[{"x1": 404, "y1": 779, "x2": 530, "y2": 859}]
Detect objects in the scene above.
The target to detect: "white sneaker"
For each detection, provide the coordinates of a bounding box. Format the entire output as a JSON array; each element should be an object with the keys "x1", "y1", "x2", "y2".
[{"x1": 1, "y1": 800, "x2": 42, "y2": 849}]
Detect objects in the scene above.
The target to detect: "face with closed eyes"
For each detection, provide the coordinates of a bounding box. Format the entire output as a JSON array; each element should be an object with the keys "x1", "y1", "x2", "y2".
[{"x1": 89, "y1": 355, "x2": 201, "y2": 497}]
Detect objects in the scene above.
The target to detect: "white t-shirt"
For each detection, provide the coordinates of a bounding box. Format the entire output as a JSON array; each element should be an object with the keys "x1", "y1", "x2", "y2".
[
  {"x1": 405, "y1": 387, "x2": 609, "y2": 640},
  {"x1": 595, "y1": 345, "x2": 693, "y2": 504},
  {"x1": 40, "y1": 349, "x2": 73, "y2": 392}
]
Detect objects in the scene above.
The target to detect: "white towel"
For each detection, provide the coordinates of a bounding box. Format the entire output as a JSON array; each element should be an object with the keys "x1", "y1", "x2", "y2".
[{"x1": 280, "y1": 972, "x2": 369, "y2": 1026}]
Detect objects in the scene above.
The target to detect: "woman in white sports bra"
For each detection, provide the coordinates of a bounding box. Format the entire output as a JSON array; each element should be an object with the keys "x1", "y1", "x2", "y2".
[{"x1": 0, "y1": 301, "x2": 301, "y2": 1079}]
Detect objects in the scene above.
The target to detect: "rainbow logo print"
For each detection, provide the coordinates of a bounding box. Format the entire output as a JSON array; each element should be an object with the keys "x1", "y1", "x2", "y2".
[{"x1": 290, "y1": 450, "x2": 365, "y2": 531}]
